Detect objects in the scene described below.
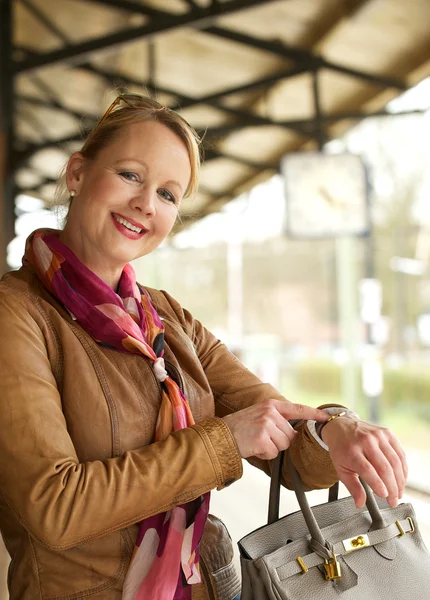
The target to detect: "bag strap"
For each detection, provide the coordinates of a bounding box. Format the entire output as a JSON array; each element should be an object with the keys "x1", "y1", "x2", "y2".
[
  {"x1": 267, "y1": 451, "x2": 284, "y2": 525},
  {"x1": 287, "y1": 452, "x2": 386, "y2": 554},
  {"x1": 267, "y1": 449, "x2": 339, "y2": 525},
  {"x1": 268, "y1": 449, "x2": 386, "y2": 545}
]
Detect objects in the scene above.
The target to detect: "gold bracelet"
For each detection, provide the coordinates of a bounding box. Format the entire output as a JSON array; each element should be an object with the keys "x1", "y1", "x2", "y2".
[
  {"x1": 326, "y1": 411, "x2": 347, "y2": 424},
  {"x1": 319, "y1": 411, "x2": 348, "y2": 434}
]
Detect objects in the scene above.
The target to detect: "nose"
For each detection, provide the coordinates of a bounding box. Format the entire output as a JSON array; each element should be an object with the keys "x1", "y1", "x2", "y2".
[{"x1": 129, "y1": 188, "x2": 156, "y2": 218}]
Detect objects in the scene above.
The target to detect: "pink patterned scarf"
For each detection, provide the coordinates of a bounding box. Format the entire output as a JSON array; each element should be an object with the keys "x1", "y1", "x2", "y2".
[{"x1": 24, "y1": 229, "x2": 210, "y2": 600}]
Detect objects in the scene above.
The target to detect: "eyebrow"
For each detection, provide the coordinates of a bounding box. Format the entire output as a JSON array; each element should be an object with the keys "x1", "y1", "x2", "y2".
[
  {"x1": 112, "y1": 158, "x2": 148, "y2": 169},
  {"x1": 112, "y1": 159, "x2": 184, "y2": 193}
]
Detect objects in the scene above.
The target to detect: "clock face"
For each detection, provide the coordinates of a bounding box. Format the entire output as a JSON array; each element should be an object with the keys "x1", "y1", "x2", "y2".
[{"x1": 281, "y1": 152, "x2": 370, "y2": 238}]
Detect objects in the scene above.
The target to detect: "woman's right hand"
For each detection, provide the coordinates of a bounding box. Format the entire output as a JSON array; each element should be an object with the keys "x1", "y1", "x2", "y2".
[{"x1": 221, "y1": 399, "x2": 328, "y2": 460}]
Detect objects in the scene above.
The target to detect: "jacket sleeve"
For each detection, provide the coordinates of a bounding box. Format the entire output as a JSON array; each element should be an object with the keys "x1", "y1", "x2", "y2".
[
  {"x1": 0, "y1": 291, "x2": 242, "y2": 551},
  {"x1": 159, "y1": 290, "x2": 339, "y2": 492}
]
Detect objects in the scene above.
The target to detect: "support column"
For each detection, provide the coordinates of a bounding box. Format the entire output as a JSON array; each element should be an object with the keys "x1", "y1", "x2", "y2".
[
  {"x1": 0, "y1": 0, "x2": 14, "y2": 586},
  {"x1": 0, "y1": 0, "x2": 15, "y2": 275},
  {"x1": 336, "y1": 236, "x2": 360, "y2": 410}
]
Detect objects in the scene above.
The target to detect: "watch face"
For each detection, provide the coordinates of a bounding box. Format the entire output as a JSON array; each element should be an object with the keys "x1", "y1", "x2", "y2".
[{"x1": 281, "y1": 152, "x2": 370, "y2": 238}]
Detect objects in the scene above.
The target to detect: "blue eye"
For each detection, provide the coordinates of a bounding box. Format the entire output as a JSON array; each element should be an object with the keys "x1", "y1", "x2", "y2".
[
  {"x1": 120, "y1": 172, "x2": 138, "y2": 182},
  {"x1": 158, "y1": 189, "x2": 177, "y2": 204}
]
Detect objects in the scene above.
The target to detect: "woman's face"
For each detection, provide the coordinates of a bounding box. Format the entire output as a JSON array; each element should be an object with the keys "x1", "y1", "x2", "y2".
[{"x1": 63, "y1": 120, "x2": 191, "y2": 283}]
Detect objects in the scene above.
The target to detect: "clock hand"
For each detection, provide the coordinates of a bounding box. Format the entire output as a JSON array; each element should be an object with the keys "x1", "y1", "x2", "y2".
[{"x1": 318, "y1": 187, "x2": 346, "y2": 209}]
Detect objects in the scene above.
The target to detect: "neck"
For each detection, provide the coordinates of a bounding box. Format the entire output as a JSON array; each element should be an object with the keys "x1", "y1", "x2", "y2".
[{"x1": 58, "y1": 228, "x2": 123, "y2": 291}]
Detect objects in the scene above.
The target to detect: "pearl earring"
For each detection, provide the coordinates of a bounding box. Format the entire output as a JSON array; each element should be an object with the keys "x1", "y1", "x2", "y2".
[{"x1": 69, "y1": 190, "x2": 76, "y2": 200}]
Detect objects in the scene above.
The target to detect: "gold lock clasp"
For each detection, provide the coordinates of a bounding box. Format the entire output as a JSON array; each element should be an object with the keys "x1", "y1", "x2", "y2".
[
  {"x1": 342, "y1": 533, "x2": 370, "y2": 552},
  {"x1": 324, "y1": 554, "x2": 342, "y2": 580}
]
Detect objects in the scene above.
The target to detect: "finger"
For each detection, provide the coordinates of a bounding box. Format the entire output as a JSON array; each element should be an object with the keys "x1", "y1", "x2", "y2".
[
  {"x1": 347, "y1": 454, "x2": 389, "y2": 500},
  {"x1": 271, "y1": 412, "x2": 298, "y2": 439},
  {"x1": 268, "y1": 425, "x2": 295, "y2": 453},
  {"x1": 363, "y1": 445, "x2": 399, "y2": 506},
  {"x1": 388, "y1": 434, "x2": 409, "y2": 486},
  {"x1": 254, "y1": 439, "x2": 280, "y2": 461},
  {"x1": 276, "y1": 424, "x2": 297, "y2": 446},
  {"x1": 275, "y1": 401, "x2": 329, "y2": 423},
  {"x1": 379, "y1": 439, "x2": 406, "y2": 499},
  {"x1": 340, "y1": 472, "x2": 367, "y2": 509}
]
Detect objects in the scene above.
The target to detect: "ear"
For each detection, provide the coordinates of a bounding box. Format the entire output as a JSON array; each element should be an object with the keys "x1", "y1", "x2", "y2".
[{"x1": 66, "y1": 152, "x2": 86, "y2": 194}]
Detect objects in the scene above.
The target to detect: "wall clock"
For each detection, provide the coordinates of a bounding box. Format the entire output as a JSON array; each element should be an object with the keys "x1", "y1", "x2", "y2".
[{"x1": 281, "y1": 152, "x2": 370, "y2": 238}]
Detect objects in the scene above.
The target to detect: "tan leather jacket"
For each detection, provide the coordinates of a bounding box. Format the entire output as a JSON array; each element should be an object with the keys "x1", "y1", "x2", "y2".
[{"x1": 0, "y1": 267, "x2": 338, "y2": 600}]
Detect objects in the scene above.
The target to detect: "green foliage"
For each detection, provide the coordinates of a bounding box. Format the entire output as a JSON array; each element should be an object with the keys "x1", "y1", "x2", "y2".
[
  {"x1": 295, "y1": 360, "x2": 343, "y2": 396},
  {"x1": 294, "y1": 360, "x2": 430, "y2": 420},
  {"x1": 383, "y1": 367, "x2": 430, "y2": 420}
]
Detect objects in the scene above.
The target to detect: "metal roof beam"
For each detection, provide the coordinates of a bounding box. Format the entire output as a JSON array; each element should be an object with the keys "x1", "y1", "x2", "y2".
[
  {"x1": 17, "y1": 63, "x2": 423, "y2": 168},
  {"x1": 16, "y1": 61, "x2": 310, "y2": 156},
  {"x1": 204, "y1": 26, "x2": 407, "y2": 90},
  {"x1": 19, "y1": 93, "x2": 97, "y2": 122},
  {"x1": 92, "y1": 67, "x2": 309, "y2": 135},
  {"x1": 77, "y1": 1, "x2": 395, "y2": 93},
  {"x1": 183, "y1": 0, "x2": 200, "y2": 9},
  {"x1": 18, "y1": 96, "x2": 423, "y2": 162},
  {"x1": 15, "y1": 47, "x2": 312, "y2": 139},
  {"x1": 63, "y1": 61, "x2": 310, "y2": 135},
  {"x1": 19, "y1": 108, "x2": 50, "y2": 140},
  {"x1": 76, "y1": 59, "x2": 308, "y2": 109},
  {"x1": 205, "y1": 149, "x2": 276, "y2": 171},
  {"x1": 81, "y1": 0, "x2": 176, "y2": 19},
  {"x1": 203, "y1": 107, "x2": 428, "y2": 136},
  {"x1": 14, "y1": 130, "x2": 275, "y2": 173},
  {"x1": 20, "y1": 0, "x2": 69, "y2": 44},
  {"x1": 14, "y1": 0, "x2": 279, "y2": 74},
  {"x1": 178, "y1": 64, "x2": 311, "y2": 108}
]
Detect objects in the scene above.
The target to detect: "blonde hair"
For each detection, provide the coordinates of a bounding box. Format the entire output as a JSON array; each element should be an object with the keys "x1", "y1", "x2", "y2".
[{"x1": 54, "y1": 95, "x2": 201, "y2": 215}]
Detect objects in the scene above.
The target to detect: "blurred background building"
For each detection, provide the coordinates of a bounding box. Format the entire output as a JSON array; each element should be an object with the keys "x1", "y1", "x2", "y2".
[{"x1": 1, "y1": 0, "x2": 430, "y2": 595}]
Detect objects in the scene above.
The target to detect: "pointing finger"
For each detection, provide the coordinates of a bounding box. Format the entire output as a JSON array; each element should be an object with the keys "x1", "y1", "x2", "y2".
[{"x1": 275, "y1": 401, "x2": 329, "y2": 423}]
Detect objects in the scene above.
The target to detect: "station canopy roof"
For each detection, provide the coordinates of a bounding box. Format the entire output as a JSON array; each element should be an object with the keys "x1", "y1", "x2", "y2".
[{"x1": 13, "y1": 0, "x2": 430, "y2": 226}]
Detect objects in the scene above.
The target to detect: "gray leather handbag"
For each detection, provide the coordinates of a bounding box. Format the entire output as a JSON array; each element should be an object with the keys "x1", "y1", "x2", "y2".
[{"x1": 238, "y1": 451, "x2": 430, "y2": 599}]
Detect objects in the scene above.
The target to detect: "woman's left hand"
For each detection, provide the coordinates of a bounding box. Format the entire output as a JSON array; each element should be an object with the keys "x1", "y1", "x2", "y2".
[{"x1": 321, "y1": 416, "x2": 408, "y2": 509}]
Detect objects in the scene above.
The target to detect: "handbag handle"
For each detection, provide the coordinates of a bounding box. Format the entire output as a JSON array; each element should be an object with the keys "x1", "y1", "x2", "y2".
[
  {"x1": 268, "y1": 451, "x2": 386, "y2": 552},
  {"x1": 267, "y1": 451, "x2": 338, "y2": 525}
]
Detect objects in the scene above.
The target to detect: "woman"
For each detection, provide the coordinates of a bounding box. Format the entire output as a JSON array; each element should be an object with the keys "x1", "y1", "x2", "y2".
[{"x1": 0, "y1": 95, "x2": 407, "y2": 600}]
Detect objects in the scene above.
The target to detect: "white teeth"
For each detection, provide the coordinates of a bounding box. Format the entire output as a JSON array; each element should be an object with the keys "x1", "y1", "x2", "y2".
[{"x1": 114, "y1": 215, "x2": 142, "y2": 233}]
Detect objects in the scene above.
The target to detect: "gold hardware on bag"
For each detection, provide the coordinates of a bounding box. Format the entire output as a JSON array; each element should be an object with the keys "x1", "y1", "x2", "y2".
[
  {"x1": 342, "y1": 533, "x2": 370, "y2": 552},
  {"x1": 324, "y1": 554, "x2": 342, "y2": 580},
  {"x1": 396, "y1": 520, "x2": 406, "y2": 536},
  {"x1": 297, "y1": 556, "x2": 308, "y2": 574},
  {"x1": 396, "y1": 517, "x2": 415, "y2": 537}
]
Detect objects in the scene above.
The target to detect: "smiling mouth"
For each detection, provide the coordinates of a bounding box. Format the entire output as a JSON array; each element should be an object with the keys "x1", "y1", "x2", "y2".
[{"x1": 112, "y1": 213, "x2": 147, "y2": 234}]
